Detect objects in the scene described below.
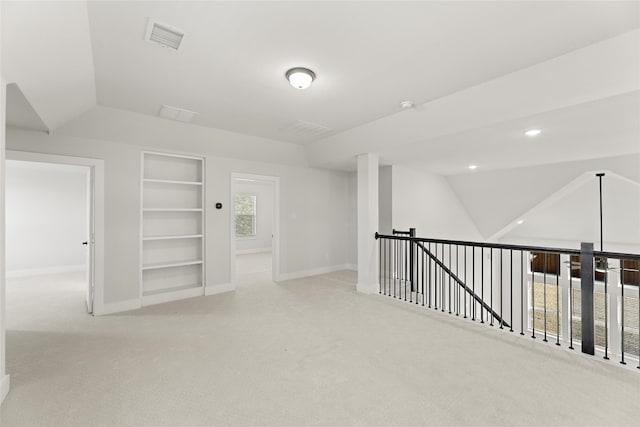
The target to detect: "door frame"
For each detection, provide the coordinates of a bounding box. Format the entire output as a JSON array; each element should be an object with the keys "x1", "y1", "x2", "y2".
[
  {"x1": 6, "y1": 150, "x2": 105, "y2": 314},
  {"x1": 230, "y1": 173, "x2": 280, "y2": 285}
]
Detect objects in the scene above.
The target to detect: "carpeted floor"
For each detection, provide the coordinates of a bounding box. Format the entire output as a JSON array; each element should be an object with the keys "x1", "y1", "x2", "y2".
[{"x1": 1, "y1": 254, "x2": 638, "y2": 426}]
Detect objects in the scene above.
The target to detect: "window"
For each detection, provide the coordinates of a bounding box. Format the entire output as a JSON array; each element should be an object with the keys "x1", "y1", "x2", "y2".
[{"x1": 235, "y1": 194, "x2": 256, "y2": 237}]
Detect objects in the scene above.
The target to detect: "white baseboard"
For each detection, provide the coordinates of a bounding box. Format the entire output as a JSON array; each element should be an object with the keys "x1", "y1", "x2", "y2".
[
  {"x1": 236, "y1": 248, "x2": 272, "y2": 255},
  {"x1": 277, "y1": 264, "x2": 353, "y2": 282},
  {"x1": 93, "y1": 298, "x2": 142, "y2": 316},
  {"x1": 6, "y1": 264, "x2": 85, "y2": 278},
  {"x1": 205, "y1": 283, "x2": 235, "y2": 296},
  {"x1": 1, "y1": 374, "x2": 10, "y2": 404}
]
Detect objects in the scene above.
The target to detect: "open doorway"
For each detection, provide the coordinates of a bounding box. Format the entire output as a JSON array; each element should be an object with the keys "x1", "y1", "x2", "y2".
[
  {"x1": 5, "y1": 151, "x2": 104, "y2": 318},
  {"x1": 5, "y1": 159, "x2": 92, "y2": 318},
  {"x1": 230, "y1": 173, "x2": 279, "y2": 286}
]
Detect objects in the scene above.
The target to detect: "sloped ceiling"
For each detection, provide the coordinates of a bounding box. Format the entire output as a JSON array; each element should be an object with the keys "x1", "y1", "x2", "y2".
[
  {"x1": 447, "y1": 154, "x2": 640, "y2": 240},
  {"x1": 1, "y1": 1, "x2": 96, "y2": 130},
  {"x1": 502, "y1": 173, "x2": 640, "y2": 247}
]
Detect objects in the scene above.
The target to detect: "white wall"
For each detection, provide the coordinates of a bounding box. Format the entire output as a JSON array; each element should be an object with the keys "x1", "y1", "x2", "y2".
[
  {"x1": 1, "y1": 78, "x2": 11, "y2": 404},
  {"x1": 347, "y1": 172, "x2": 357, "y2": 267},
  {"x1": 6, "y1": 161, "x2": 87, "y2": 275},
  {"x1": 235, "y1": 180, "x2": 273, "y2": 254},
  {"x1": 390, "y1": 165, "x2": 482, "y2": 241},
  {"x1": 6, "y1": 123, "x2": 352, "y2": 306}
]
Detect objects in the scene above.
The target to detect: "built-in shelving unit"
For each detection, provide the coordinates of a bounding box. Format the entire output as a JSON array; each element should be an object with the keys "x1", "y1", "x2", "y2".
[{"x1": 141, "y1": 151, "x2": 205, "y2": 305}]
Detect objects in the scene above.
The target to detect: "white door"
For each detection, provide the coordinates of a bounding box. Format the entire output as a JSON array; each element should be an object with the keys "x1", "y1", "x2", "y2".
[{"x1": 85, "y1": 167, "x2": 95, "y2": 314}]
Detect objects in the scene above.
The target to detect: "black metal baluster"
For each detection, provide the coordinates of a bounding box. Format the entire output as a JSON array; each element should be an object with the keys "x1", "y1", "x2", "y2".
[
  {"x1": 481, "y1": 247, "x2": 485, "y2": 324},
  {"x1": 603, "y1": 257, "x2": 609, "y2": 360},
  {"x1": 464, "y1": 246, "x2": 468, "y2": 319},
  {"x1": 449, "y1": 244, "x2": 452, "y2": 314},
  {"x1": 543, "y1": 253, "x2": 548, "y2": 342},
  {"x1": 472, "y1": 246, "x2": 476, "y2": 321},
  {"x1": 456, "y1": 245, "x2": 460, "y2": 316},
  {"x1": 490, "y1": 248, "x2": 494, "y2": 326},
  {"x1": 394, "y1": 238, "x2": 398, "y2": 299},
  {"x1": 378, "y1": 238, "x2": 382, "y2": 294},
  {"x1": 555, "y1": 253, "x2": 560, "y2": 346},
  {"x1": 510, "y1": 249, "x2": 514, "y2": 332},
  {"x1": 434, "y1": 243, "x2": 438, "y2": 310},
  {"x1": 428, "y1": 242, "x2": 432, "y2": 308},
  {"x1": 520, "y1": 251, "x2": 524, "y2": 335},
  {"x1": 440, "y1": 243, "x2": 447, "y2": 313},
  {"x1": 421, "y1": 242, "x2": 425, "y2": 306},
  {"x1": 620, "y1": 262, "x2": 626, "y2": 365},
  {"x1": 500, "y1": 249, "x2": 504, "y2": 329},
  {"x1": 532, "y1": 253, "x2": 536, "y2": 339},
  {"x1": 404, "y1": 239, "x2": 408, "y2": 301}
]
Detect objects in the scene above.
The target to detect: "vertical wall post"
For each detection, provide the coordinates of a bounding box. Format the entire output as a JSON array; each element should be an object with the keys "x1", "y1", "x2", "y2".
[
  {"x1": 580, "y1": 242, "x2": 595, "y2": 355},
  {"x1": 356, "y1": 153, "x2": 379, "y2": 294},
  {"x1": 409, "y1": 228, "x2": 415, "y2": 292}
]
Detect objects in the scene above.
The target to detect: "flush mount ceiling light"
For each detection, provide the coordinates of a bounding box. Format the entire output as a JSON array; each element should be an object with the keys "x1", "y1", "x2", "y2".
[
  {"x1": 517, "y1": 219, "x2": 525, "y2": 225},
  {"x1": 524, "y1": 129, "x2": 542, "y2": 137},
  {"x1": 286, "y1": 67, "x2": 316, "y2": 89},
  {"x1": 468, "y1": 164, "x2": 478, "y2": 170}
]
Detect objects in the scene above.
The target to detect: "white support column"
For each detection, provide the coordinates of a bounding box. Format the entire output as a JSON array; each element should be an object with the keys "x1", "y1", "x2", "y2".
[{"x1": 356, "y1": 153, "x2": 379, "y2": 294}]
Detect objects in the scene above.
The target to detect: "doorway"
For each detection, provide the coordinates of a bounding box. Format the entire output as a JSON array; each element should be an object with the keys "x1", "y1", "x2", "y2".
[
  {"x1": 5, "y1": 151, "x2": 104, "y2": 314},
  {"x1": 230, "y1": 173, "x2": 279, "y2": 285}
]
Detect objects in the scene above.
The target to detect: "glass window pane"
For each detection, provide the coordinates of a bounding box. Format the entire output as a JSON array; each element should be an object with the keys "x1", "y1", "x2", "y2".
[{"x1": 235, "y1": 195, "x2": 256, "y2": 237}]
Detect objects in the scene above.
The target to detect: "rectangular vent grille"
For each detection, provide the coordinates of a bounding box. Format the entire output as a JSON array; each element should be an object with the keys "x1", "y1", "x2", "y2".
[
  {"x1": 158, "y1": 105, "x2": 197, "y2": 122},
  {"x1": 282, "y1": 120, "x2": 332, "y2": 137},
  {"x1": 146, "y1": 20, "x2": 184, "y2": 50}
]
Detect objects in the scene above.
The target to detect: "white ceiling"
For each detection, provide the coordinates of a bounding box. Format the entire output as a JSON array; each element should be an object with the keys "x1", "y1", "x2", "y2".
[
  {"x1": 84, "y1": 0, "x2": 640, "y2": 145},
  {"x1": 2, "y1": 1, "x2": 639, "y2": 175},
  {"x1": 388, "y1": 91, "x2": 640, "y2": 175}
]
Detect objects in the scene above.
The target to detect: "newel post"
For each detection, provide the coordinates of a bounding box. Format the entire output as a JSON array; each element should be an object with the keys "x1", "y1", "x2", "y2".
[{"x1": 580, "y1": 242, "x2": 595, "y2": 355}]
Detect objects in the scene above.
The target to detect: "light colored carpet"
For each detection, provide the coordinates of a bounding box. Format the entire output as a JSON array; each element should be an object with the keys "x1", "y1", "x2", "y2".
[{"x1": 1, "y1": 260, "x2": 638, "y2": 427}]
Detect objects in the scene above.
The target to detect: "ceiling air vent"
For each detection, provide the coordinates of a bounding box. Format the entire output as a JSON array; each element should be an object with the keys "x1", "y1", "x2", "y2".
[
  {"x1": 145, "y1": 19, "x2": 184, "y2": 50},
  {"x1": 158, "y1": 105, "x2": 197, "y2": 122},
  {"x1": 282, "y1": 120, "x2": 332, "y2": 138}
]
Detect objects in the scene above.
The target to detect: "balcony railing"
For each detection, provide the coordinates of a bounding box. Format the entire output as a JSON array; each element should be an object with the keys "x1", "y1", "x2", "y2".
[{"x1": 375, "y1": 229, "x2": 640, "y2": 368}]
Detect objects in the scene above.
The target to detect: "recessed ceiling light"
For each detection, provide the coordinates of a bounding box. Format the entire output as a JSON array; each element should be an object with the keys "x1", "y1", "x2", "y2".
[
  {"x1": 285, "y1": 67, "x2": 315, "y2": 90},
  {"x1": 468, "y1": 164, "x2": 478, "y2": 170},
  {"x1": 517, "y1": 219, "x2": 525, "y2": 225},
  {"x1": 524, "y1": 129, "x2": 542, "y2": 137}
]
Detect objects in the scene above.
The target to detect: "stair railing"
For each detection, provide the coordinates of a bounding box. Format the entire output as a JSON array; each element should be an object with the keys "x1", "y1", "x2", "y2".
[{"x1": 375, "y1": 230, "x2": 640, "y2": 367}]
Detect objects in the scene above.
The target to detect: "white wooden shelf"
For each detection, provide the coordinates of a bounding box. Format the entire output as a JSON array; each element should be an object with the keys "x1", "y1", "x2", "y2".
[
  {"x1": 144, "y1": 178, "x2": 203, "y2": 186},
  {"x1": 141, "y1": 260, "x2": 203, "y2": 271},
  {"x1": 143, "y1": 208, "x2": 203, "y2": 212},
  {"x1": 141, "y1": 151, "x2": 205, "y2": 303},
  {"x1": 143, "y1": 283, "x2": 202, "y2": 297},
  {"x1": 142, "y1": 234, "x2": 203, "y2": 241}
]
